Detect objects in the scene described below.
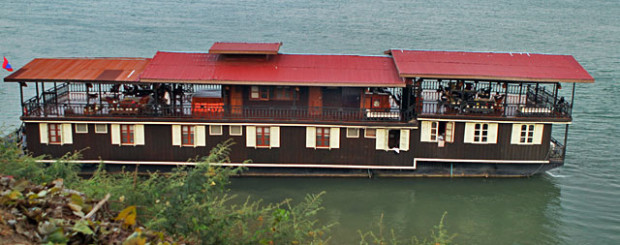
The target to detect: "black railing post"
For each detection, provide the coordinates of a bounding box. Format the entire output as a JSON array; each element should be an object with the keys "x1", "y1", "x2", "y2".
[
  {"x1": 19, "y1": 82, "x2": 24, "y2": 116},
  {"x1": 98, "y1": 83, "x2": 103, "y2": 109},
  {"x1": 503, "y1": 82, "x2": 508, "y2": 117},
  {"x1": 570, "y1": 83, "x2": 576, "y2": 115},
  {"x1": 562, "y1": 124, "x2": 569, "y2": 160}
]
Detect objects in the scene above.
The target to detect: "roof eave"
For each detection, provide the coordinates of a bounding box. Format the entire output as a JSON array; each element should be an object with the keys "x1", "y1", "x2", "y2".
[
  {"x1": 139, "y1": 78, "x2": 406, "y2": 87},
  {"x1": 399, "y1": 73, "x2": 594, "y2": 83}
]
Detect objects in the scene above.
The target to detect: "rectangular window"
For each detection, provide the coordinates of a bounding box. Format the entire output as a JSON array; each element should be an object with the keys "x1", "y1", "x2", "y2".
[
  {"x1": 422, "y1": 121, "x2": 455, "y2": 143},
  {"x1": 259, "y1": 87, "x2": 269, "y2": 100},
  {"x1": 364, "y1": 128, "x2": 376, "y2": 138},
  {"x1": 230, "y1": 125, "x2": 243, "y2": 136},
  {"x1": 75, "y1": 124, "x2": 88, "y2": 134},
  {"x1": 445, "y1": 122, "x2": 454, "y2": 143},
  {"x1": 182, "y1": 125, "x2": 195, "y2": 146},
  {"x1": 210, "y1": 125, "x2": 223, "y2": 135},
  {"x1": 464, "y1": 122, "x2": 497, "y2": 144},
  {"x1": 48, "y1": 123, "x2": 62, "y2": 144},
  {"x1": 250, "y1": 86, "x2": 270, "y2": 101},
  {"x1": 346, "y1": 128, "x2": 359, "y2": 138},
  {"x1": 316, "y1": 127, "x2": 330, "y2": 148},
  {"x1": 256, "y1": 126, "x2": 270, "y2": 147},
  {"x1": 120, "y1": 125, "x2": 135, "y2": 145},
  {"x1": 473, "y1": 123, "x2": 489, "y2": 143},
  {"x1": 430, "y1": 122, "x2": 439, "y2": 141},
  {"x1": 273, "y1": 87, "x2": 295, "y2": 101},
  {"x1": 95, "y1": 124, "x2": 108, "y2": 134},
  {"x1": 250, "y1": 86, "x2": 260, "y2": 99},
  {"x1": 520, "y1": 124, "x2": 535, "y2": 143},
  {"x1": 511, "y1": 124, "x2": 541, "y2": 145}
]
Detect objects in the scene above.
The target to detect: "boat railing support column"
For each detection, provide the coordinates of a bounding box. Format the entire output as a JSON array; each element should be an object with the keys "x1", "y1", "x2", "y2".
[
  {"x1": 562, "y1": 83, "x2": 576, "y2": 160},
  {"x1": 503, "y1": 82, "x2": 508, "y2": 117},
  {"x1": 19, "y1": 82, "x2": 24, "y2": 116},
  {"x1": 98, "y1": 83, "x2": 103, "y2": 110},
  {"x1": 450, "y1": 163, "x2": 454, "y2": 177},
  {"x1": 41, "y1": 82, "x2": 46, "y2": 116}
]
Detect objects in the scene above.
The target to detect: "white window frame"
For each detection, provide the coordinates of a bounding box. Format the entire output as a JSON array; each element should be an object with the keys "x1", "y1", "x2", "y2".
[
  {"x1": 430, "y1": 121, "x2": 439, "y2": 141},
  {"x1": 209, "y1": 125, "x2": 223, "y2": 135},
  {"x1": 399, "y1": 129, "x2": 410, "y2": 151},
  {"x1": 94, "y1": 124, "x2": 108, "y2": 134},
  {"x1": 306, "y1": 127, "x2": 339, "y2": 149},
  {"x1": 473, "y1": 123, "x2": 489, "y2": 143},
  {"x1": 246, "y1": 126, "x2": 280, "y2": 148},
  {"x1": 511, "y1": 124, "x2": 544, "y2": 145},
  {"x1": 172, "y1": 125, "x2": 206, "y2": 147},
  {"x1": 364, "y1": 128, "x2": 377, "y2": 138},
  {"x1": 39, "y1": 123, "x2": 73, "y2": 145},
  {"x1": 464, "y1": 122, "x2": 498, "y2": 144},
  {"x1": 421, "y1": 121, "x2": 454, "y2": 143},
  {"x1": 375, "y1": 129, "x2": 388, "y2": 150},
  {"x1": 111, "y1": 124, "x2": 145, "y2": 146},
  {"x1": 250, "y1": 86, "x2": 259, "y2": 99},
  {"x1": 229, "y1": 125, "x2": 243, "y2": 136},
  {"x1": 75, "y1": 124, "x2": 88, "y2": 134},
  {"x1": 346, "y1": 128, "x2": 359, "y2": 138}
]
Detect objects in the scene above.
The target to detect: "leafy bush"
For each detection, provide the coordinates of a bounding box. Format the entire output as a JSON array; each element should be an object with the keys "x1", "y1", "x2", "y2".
[{"x1": 1, "y1": 135, "x2": 454, "y2": 244}]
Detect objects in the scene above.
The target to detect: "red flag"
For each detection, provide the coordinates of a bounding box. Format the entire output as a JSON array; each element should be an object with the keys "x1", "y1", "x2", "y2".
[{"x1": 3, "y1": 57, "x2": 14, "y2": 72}]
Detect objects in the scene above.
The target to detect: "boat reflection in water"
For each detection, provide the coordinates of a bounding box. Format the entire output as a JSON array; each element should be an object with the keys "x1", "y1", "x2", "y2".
[{"x1": 229, "y1": 175, "x2": 561, "y2": 244}]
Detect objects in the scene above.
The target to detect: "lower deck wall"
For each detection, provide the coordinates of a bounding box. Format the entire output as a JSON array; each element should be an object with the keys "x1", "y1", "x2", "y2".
[
  {"x1": 411, "y1": 123, "x2": 551, "y2": 160},
  {"x1": 24, "y1": 121, "x2": 552, "y2": 166}
]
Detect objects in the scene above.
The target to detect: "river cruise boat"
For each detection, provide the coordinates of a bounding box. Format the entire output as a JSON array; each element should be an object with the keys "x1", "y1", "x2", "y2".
[{"x1": 3, "y1": 42, "x2": 594, "y2": 177}]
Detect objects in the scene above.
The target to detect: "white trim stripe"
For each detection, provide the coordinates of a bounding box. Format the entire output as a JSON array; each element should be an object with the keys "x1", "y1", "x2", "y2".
[
  {"x1": 417, "y1": 118, "x2": 570, "y2": 125},
  {"x1": 36, "y1": 160, "x2": 418, "y2": 170},
  {"x1": 23, "y1": 120, "x2": 418, "y2": 129},
  {"x1": 36, "y1": 158, "x2": 550, "y2": 170}
]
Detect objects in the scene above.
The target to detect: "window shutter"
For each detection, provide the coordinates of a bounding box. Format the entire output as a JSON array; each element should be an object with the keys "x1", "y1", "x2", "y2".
[
  {"x1": 172, "y1": 125, "x2": 181, "y2": 146},
  {"x1": 111, "y1": 124, "x2": 121, "y2": 145},
  {"x1": 511, "y1": 124, "x2": 522, "y2": 144},
  {"x1": 135, "y1": 124, "x2": 145, "y2": 145},
  {"x1": 62, "y1": 124, "x2": 73, "y2": 145},
  {"x1": 445, "y1": 122, "x2": 454, "y2": 143},
  {"x1": 533, "y1": 124, "x2": 544, "y2": 145},
  {"x1": 376, "y1": 129, "x2": 388, "y2": 150},
  {"x1": 399, "y1": 129, "x2": 410, "y2": 151},
  {"x1": 487, "y1": 123, "x2": 498, "y2": 144},
  {"x1": 329, "y1": 128, "x2": 340, "y2": 149},
  {"x1": 420, "y1": 121, "x2": 432, "y2": 142},
  {"x1": 270, "y1": 126, "x2": 280, "y2": 148},
  {"x1": 306, "y1": 127, "x2": 316, "y2": 148},
  {"x1": 196, "y1": 126, "x2": 206, "y2": 147},
  {"x1": 246, "y1": 126, "x2": 256, "y2": 148},
  {"x1": 39, "y1": 123, "x2": 48, "y2": 144},
  {"x1": 464, "y1": 123, "x2": 475, "y2": 143}
]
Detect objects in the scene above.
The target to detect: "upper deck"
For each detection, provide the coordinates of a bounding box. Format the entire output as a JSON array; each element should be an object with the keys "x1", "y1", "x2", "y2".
[{"x1": 5, "y1": 43, "x2": 593, "y2": 124}]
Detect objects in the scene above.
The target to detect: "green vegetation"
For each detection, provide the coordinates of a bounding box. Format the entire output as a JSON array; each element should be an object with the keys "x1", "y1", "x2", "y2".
[
  {"x1": 1, "y1": 136, "x2": 455, "y2": 244},
  {"x1": 358, "y1": 212, "x2": 456, "y2": 245}
]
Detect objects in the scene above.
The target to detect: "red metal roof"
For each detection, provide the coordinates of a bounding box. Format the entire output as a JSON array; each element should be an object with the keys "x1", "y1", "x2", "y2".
[
  {"x1": 139, "y1": 51, "x2": 405, "y2": 87},
  {"x1": 209, "y1": 42, "x2": 282, "y2": 55},
  {"x1": 390, "y1": 50, "x2": 594, "y2": 83},
  {"x1": 4, "y1": 58, "x2": 151, "y2": 82}
]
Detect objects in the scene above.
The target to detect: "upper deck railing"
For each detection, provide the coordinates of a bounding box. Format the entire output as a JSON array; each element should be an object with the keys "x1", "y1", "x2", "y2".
[
  {"x1": 415, "y1": 80, "x2": 571, "y2": 119},
  {"x1": 23, "y1": 101, "x2": 410, "y2": 123},
  {"x1": 21, "y1": 84, "x2": 413, "y2": 123}
]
